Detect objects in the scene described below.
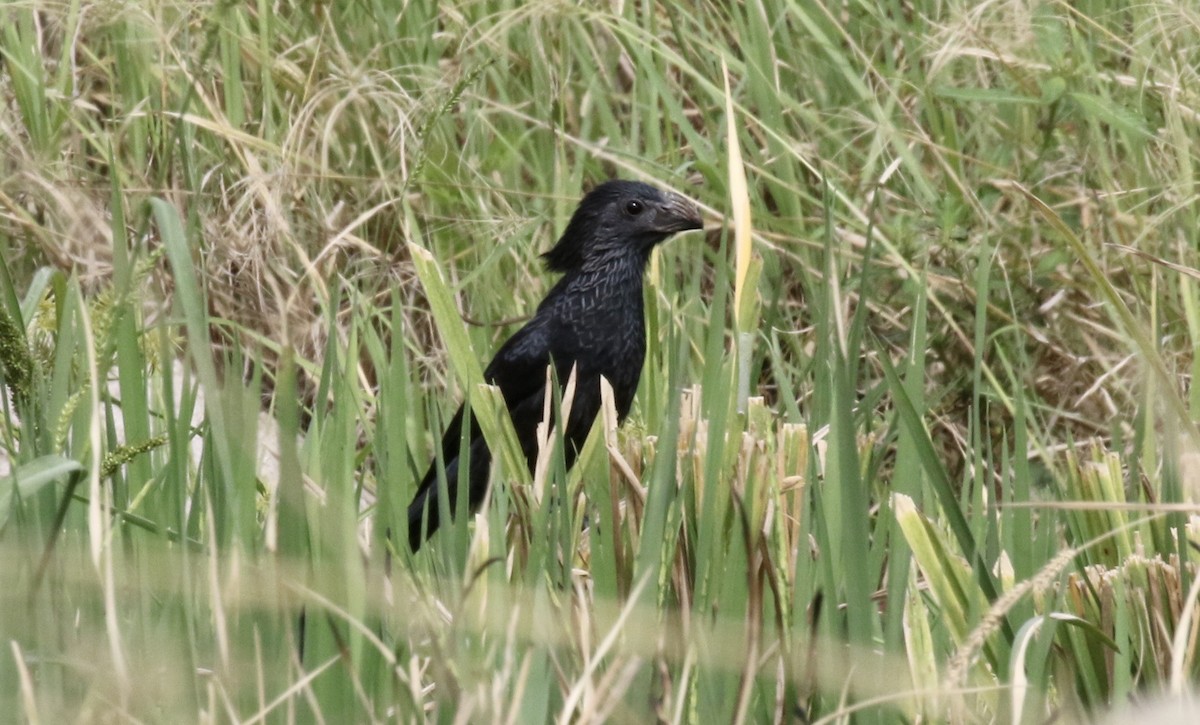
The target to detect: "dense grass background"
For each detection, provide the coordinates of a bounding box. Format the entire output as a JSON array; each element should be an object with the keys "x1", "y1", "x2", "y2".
[{"x1": 4, "y1": 0, "x2": 1200, "y2": 721}]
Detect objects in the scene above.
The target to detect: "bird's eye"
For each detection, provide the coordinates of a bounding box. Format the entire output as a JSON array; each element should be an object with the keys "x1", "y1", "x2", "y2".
[{"x1": 624, "y1": 200, "x2": 645, "y2": 216}]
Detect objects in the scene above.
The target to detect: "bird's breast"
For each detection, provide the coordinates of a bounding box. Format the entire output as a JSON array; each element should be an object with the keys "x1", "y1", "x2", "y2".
[{"x1": 550, "y1": 277, "x2": 648, "y2": 416}]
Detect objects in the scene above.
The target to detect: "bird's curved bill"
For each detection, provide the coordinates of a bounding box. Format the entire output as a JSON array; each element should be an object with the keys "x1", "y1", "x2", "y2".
[{"x1": 656, "y1": 193, "x2": 704, "y2": 234}]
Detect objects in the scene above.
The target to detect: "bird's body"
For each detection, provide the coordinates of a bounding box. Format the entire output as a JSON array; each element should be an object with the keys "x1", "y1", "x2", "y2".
[{"x1": 407, "y1": 180, "x2": 702, "y2": 552}]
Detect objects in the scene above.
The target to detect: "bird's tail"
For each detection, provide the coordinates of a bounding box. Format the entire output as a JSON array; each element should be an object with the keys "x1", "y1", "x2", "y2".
[
  {"x1": 406, "y1": 436, "x2": 493, "y2": 553},
  {"x1": 406, "y1": 485, "x2": 438, "y2": 552}
]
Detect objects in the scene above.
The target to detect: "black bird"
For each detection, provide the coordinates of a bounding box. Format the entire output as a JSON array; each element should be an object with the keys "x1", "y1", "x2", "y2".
[{"x1": 407, "y1": 180, "x2": 703, "y2": 551}]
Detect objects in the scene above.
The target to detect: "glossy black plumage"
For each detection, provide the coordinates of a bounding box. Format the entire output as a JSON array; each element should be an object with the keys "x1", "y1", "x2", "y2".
[{"x1": 407, "y1": 180, "x2": 702, "y2": 551}]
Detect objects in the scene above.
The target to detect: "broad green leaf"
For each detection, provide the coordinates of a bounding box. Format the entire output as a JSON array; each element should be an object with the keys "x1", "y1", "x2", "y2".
[{"x1": 0, "y1": 455, "x2": 82, "y2": 526}]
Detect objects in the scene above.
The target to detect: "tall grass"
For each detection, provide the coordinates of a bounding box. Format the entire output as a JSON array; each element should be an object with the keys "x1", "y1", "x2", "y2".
[{"x1": 3, "y1": 0, "x2": 1200, "y2": 721}]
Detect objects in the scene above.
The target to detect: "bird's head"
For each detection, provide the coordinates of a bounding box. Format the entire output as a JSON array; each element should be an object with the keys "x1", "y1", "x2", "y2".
[{"x1": 542, "y1": 180, "x2": 703, "y2": 273}]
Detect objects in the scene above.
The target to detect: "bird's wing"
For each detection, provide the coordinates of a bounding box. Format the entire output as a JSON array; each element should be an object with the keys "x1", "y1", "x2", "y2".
[
  {"x1": 483, "y1": 315, "x2": 562, "y2": 401},
  {"x1": 487, "y1": 313, "x2": 606, "y2": 465},
  {"x1": 413, "y1": 316, "x2": 557, "y2": 494}
]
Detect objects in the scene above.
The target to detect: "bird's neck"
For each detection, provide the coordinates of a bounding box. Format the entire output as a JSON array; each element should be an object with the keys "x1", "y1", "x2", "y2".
[
  {"x1": 541, "y1": 252, "x2": 650, "y2": 319},
  {"x1": 577, "y1": 254, "x2": 649, "y2": 305},
  {"x1": 579, "y1": 250, "x2": 649, "y2": 281}
]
